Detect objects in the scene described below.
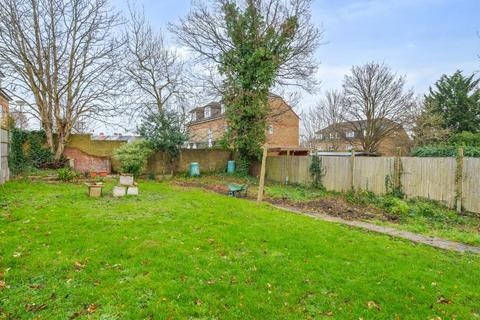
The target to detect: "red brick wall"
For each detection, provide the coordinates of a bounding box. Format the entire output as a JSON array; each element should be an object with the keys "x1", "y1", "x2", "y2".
[{"x1": 64, "y1": 147, "x2": 111, "y2": 173}]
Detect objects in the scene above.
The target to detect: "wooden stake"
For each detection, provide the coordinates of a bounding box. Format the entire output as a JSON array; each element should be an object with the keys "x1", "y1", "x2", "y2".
[
  {"x1": 350, "y1": 150, "x2": 355, "y2": 189},
  {"x1": 456, "y1": 147, "x2": 464, "y2": 213},
  {"x1": 257, "y1": 145, "x2": 268, "y2": 203}
]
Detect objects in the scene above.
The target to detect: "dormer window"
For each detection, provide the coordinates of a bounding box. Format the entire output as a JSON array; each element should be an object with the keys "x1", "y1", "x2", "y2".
[
  {"x1": 268, "y1": 125, "x2": 273, "y2": 135},
  {"x1": 346, "y1": 131, "x2": 355, "y2": 138},
  {"x1": 205, "y1": 106, "x2": 211, "y2": 118}
]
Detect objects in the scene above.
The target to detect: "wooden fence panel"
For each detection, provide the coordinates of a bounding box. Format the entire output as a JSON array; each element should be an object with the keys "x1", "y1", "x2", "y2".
[
  {"x1": 265, "y1": 155, "x2": 479, "y2": 214},
  {"x1": 353, "y1": 157, "x2": 395, "y2": 194},
  {"x1": 401, "y1": 157, "x2": 457, "y2": 207},
  {"x1": 266, "y1": 156, "x2": 287, "y2": 183},
  {"x1": 321, "y1": 157, "x2": 351, "y2": 192},
  {"x1": 463, "y1": 158, "x2": 480, "y2": 214}
]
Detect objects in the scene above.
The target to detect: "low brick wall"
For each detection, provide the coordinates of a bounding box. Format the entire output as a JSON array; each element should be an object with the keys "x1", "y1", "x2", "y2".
[{"x1": 65, "y1": 134, "x2": 232, "y2": 174}]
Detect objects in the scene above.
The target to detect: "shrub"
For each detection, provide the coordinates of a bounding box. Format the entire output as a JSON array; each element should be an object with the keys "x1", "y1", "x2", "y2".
[
  {"x1": 382, "y1": 197, "x2": 409, "y2": 216},
  {"x1": 345, "y1": 189, "x2": 378, "y2": 206},
  {"x1": 411, "y1": 145, "x2": 480, "y2": 157},
  {"x1": 57, "y1": 167, "x2": 78, "y2": 182},
  {"x1": 448, "y1": 132, "x2": 480, "y2": 147},
  {"x1": 113, "y1": 141, "x2": 152, "y2": 176}
]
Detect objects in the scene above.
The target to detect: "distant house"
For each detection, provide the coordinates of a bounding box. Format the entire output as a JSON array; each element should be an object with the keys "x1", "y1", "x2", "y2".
[
  {"x1": 186, "y1": 94, "x2": 300, "y2": 149},
  {"x1": 0, "y1": 71, "x2": 12, "y2": 128},
  {"x1": 313, "y1": 119, "x2": 411, "y2": 156}
]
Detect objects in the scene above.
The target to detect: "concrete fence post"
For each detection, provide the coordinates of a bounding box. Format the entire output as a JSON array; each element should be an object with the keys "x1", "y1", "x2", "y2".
[{"x1": 455, "y1": 147, "x2": 464, "y2": 213}]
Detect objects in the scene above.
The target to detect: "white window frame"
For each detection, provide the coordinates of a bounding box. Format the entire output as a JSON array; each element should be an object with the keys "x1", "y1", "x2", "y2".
[
  {"x1": 346, "y1": 131, "x2": 355, "y2": 139},
  {"x1": 205, "y1": 107, "x2": 211, "y2": 118},
  {"x1": 268, "y1": 125, "x2": 273, "y2": 135}
]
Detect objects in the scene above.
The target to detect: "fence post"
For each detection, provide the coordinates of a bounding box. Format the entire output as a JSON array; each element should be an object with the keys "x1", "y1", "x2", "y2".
[
  {"x1": 257, "y1": 145, "x2": 268, "y2": 203},
  {"x1": 394, "y1": 147, "x2": 403, "y2": 193},
  {"x1": 455, "y1": 147, "x2": 464, "y2": 213},
  {"x1": 350, "y1": 150, "x2": 355, "y2": 189}
]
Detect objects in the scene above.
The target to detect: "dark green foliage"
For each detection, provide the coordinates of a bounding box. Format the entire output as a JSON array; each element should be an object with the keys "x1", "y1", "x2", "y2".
[
  {"x1": 9, "y1": 129, "x2": 57, "y2": 175},
  {"x1": 219, "y1": 1, "x2": 298, "y2": 164},
  {"x1": 9, "y1": 128, "x2": 29, "y2": 175},
  {"x1": 138, "y1": 111, "x2": 187, "y2": 160},
  {"x1": 28, "y1": 131, "x2": 54, "y2": 168},
  {"x1": 309, "y1": 155, "x2": 326, "y2": 189},
  {"x1": 411, "y1": 146, "x2": 480, "y2": 157},
  {"x1": 426, "y1": 71, "x2": 480, "y2": 133},
  {"x1": 448, "y1": 131, "x2": 480, "y2": 147}
]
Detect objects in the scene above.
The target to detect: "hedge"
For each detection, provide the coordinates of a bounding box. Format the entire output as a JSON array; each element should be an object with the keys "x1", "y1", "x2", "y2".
[{"x1": 411, "y1": 145, "x2": 480, "y2": 157}]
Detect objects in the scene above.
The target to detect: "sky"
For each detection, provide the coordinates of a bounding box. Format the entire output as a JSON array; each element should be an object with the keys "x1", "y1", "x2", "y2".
[
  {"x1": 111, "y1": 0, "x2": 480, "y2": 95},
  {"x1": 101, "y1": 0, "x2": 480, "y2": 134}
]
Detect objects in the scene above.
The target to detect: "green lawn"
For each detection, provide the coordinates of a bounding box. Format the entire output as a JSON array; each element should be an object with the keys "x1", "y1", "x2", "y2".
[{"x1": 1, "y1": 180, "x2": 479, "y2": 319}]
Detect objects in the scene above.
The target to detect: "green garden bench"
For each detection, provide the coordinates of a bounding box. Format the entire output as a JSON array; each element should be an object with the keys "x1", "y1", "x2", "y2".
[{"x1": 227, "y1": 183, "x2": 249, "y2": 198}]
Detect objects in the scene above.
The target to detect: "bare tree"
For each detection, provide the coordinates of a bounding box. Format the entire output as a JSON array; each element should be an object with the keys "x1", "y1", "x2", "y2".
[
  {"x1": 342, "y1": 62, "x2": 415, "y2": 153},
  {"x1": 0, "y1": 0, "x2": 123, "y2": 160},
  {"x1": 124, "y1": 5, "x2": 188, "y2": 117},
  {"x1": 302, "y1": 90, "x2": 345, "y2": 148},
  {"x1": 169, "y1": 0, "x2": 323, "y2": 94}
]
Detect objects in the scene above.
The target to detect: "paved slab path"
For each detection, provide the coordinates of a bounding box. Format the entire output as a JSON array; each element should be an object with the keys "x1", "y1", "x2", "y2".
[{"x1": 273, "y1": 204, "x2": 480, "y2": 255}]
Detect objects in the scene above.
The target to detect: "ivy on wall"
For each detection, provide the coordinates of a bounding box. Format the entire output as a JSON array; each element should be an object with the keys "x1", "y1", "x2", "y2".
[{"x1": 9, "y1": 129, "x2": 63, "y2": 175}]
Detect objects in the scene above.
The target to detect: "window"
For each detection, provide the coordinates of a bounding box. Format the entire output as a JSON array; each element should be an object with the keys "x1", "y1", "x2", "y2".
[
  {"x1": 318, "y1": 133, "x2": 323, "y2": 140},
  {"x1": 268, "y1": 125, "x2": 273, "y2": 135},
  {"x1": 191, "y1": 112, "x2": 196, "y2": 122},
  {"x1": 220, "y1": 104, "x2": 225, "y2": 114},
  {"x1": 205, "y1": 107, "x2": 211, "y2": 118},
  {"x1": 363, "y1": 130, "x2": 367, "y2": 137},
  {"x1": 346, "y1": 131, "x2": 355, "y2": 139}
]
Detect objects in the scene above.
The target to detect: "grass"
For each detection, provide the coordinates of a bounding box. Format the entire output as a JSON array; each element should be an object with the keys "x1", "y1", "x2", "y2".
[
  {"x1": 1, "y1": 180, "x2": 480, "y2": 319},
  {"x1": 178, "y1": 174, "x2": 480, "y2": 246}
]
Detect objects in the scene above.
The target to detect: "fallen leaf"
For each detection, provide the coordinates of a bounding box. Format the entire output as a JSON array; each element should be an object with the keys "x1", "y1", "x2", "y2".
[
  {"x1": 87, "y1": 304, "x2": 97, "y2": 313},
  {"x1": 0, "y1": 280, "x2": 5, "y2": 289},
  {"x1": 29, "y1": 284, "x2": 43, "y2": 289},
  {"x1": 195, "y1": 299, "x2": 202, "y2": 306},
  {"x1": 367, "y1": 301, "x2": 381, "y2": 310},
  {"x1": 25, "y1": 303, "x2": 47, "y2": 312},
  {"x1": 322, "y1": 311, "x2": 334, "y2": 317},
  {"x1": 13, "y1": 252, "x2": 22, "y2": 258},
  {"x1": 437, "y1": 297, "x2": 452, "y2": 305},
  {"x1": 74, "y1": 261, "x2": 85, "y2": 271}
]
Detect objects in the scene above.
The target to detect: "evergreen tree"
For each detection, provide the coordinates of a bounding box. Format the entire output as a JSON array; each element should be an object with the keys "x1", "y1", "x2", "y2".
[{"x1": 426, "y1": 71, "x2": 480, "y2": 133}]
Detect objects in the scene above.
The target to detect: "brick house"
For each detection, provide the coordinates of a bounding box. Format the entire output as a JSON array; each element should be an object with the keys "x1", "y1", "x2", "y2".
[
  {"x1": 186, "y1": 94, "x2": 300, "y2": 148},
  {"x1": 313, "y1": 119, "x2": 411, "y2": 156},
  {"x1": 0, "y1": 71, "x2": 12, "y2": 128}
]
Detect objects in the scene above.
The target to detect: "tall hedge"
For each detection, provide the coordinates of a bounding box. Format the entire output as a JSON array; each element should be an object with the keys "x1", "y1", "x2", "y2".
[{"x1": 411, "y1": 146, "x2": 480, "y2": 158}]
